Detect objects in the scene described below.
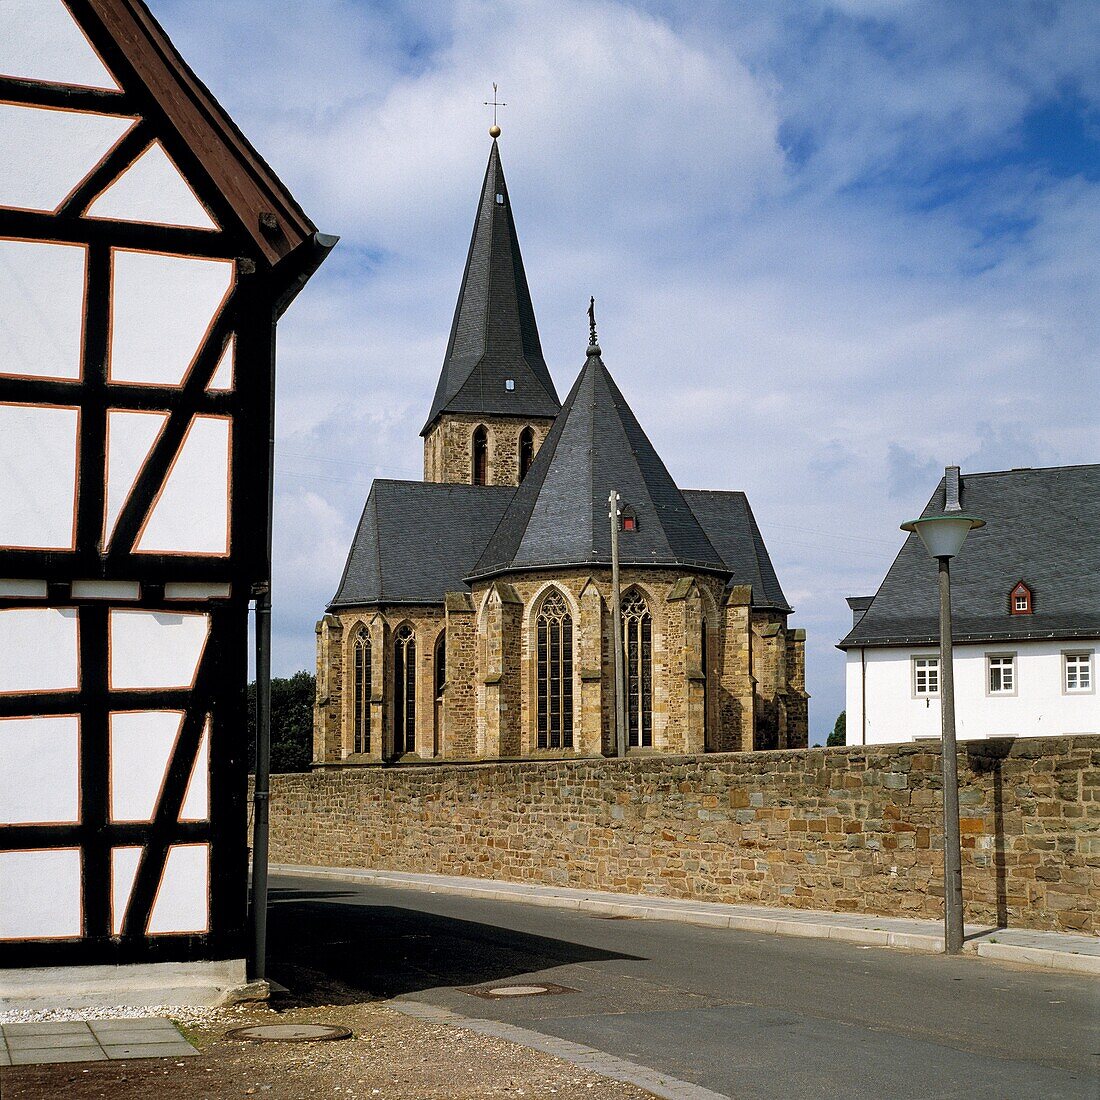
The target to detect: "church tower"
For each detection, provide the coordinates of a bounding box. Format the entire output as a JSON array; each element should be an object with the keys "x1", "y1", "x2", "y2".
[{"x1": 422, "y1": 136, "x2": 561, "y2": 486}]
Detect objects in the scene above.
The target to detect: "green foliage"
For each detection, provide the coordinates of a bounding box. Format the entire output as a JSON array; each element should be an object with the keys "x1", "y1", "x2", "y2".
[
  {"x1": 827, "y1": 710, "x2": 846, "y2": 747},
  {"x1": 246, "y1": 670, "x2": 315, "y2": 774}
]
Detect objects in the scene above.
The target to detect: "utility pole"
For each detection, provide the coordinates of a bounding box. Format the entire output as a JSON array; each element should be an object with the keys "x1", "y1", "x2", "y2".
[{"x1": 609, "y1": 489, "x2": 627, "y2": 758}]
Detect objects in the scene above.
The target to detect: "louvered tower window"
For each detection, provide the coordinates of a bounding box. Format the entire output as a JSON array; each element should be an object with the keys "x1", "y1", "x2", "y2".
[
  {"x1": 536, "y1": 590, "x2": 574, "y2": 749},
  {"x1": 472, "y1": 425, "x2": 489, "y2": 485},
  {"x1": 393, "y1": 625, "x2": 416, "y2": 754},
  {"x1": 622, "y1": 590, "x2": 653, "y2": 748},
  {"x1": 352, "y1": 627, "x2": 372, "y2": 754},
  {"x1": 518, "y1": 426, "x2": 535, "y2": 481}
]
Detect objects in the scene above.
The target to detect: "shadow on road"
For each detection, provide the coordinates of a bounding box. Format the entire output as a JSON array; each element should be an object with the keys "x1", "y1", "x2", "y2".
[{"x1": 266, "y1": 883, "x2": 643, "y2": 1003}]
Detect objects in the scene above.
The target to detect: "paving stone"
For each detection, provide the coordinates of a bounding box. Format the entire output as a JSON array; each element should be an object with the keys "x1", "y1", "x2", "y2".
[
  {"x1": 10, "y1": 1048, "x2": 107, "y2": 1065},
  {"x1": 1, "y1": 1021, "x2": 92, "y2": 1036},
  {"x1": 5, "y1": 1032, "x2": 101, "y2": 1051},
  {"x1": 102, "y1": 1041, "x2": 198, "y2": 1059}
]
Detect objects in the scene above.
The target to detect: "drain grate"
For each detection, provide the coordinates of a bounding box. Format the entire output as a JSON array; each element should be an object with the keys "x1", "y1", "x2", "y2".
[
  {"x1": 225, "y1": 1023, "x2": 352, "y2": 1043},
  {"x1": 467, "y1": 982, "x2": 576, "y2": 999}
]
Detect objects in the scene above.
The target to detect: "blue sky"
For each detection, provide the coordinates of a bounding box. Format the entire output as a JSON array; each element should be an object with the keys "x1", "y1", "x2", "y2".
[{"x1": 157, "y1": 0, "x2": 1100, "y2": 743}]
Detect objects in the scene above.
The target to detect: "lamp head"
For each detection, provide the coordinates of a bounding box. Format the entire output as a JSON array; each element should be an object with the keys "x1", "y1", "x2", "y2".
[{"x1": 900, "y1": 513, "x2": 985, "y2": 560}]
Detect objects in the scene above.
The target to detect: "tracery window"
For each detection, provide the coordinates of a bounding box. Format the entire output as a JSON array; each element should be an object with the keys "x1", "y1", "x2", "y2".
[
  {"x1": 472, "y1": 425, "x2": 489, "y2": 485},
  {"x1": 434, "y1": 631, "x2": 446, "y2": 756},
  {"x1": 352, "y1": 626, "x2": 372, "y2": 754},
  {"x1": 622, "y1": 590, "x2": 653, "y2": 748},
  {"x1": 518, "y1": 426, "x2": 535, "y2": 481},
  {"x1": 394, "y1": 625, "x2": 416, "y2": 754},
  {"x1": 536, "y1": 590, "x2": 574, "y2": 749}
]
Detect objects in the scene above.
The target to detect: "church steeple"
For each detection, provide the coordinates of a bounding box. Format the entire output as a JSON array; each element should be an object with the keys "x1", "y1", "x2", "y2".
[{"x1": 421, "y1": 138, "x2": 561, "y2": 439}]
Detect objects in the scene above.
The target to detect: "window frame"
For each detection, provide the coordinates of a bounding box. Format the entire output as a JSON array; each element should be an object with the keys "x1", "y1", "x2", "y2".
[
  {"x1": 911, "y1": 654, "x2": 940, "y2": 699},
  {"x1": 534, "y1": 589, "x2": 574, "y2": 751},
  {"x1": 1062, "y1": 650, "x2": 1094, "y2": 696},
  {"x1": 985, "y1": 652, "x2": 1017, "y2": 697},
  {"x1": 351, "y1": 625, "x2": 372, "y2": 755}
]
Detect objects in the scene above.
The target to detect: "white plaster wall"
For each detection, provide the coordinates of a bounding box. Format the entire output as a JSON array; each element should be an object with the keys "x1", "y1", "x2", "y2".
[{"x1": 846, "y1": 640, "x2": 1100, "y2": 745}]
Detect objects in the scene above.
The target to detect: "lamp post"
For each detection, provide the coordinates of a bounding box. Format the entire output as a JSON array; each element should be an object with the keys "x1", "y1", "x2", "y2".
[{"x1": 901, "y1": 468, "x2": 984, "y2": 955}]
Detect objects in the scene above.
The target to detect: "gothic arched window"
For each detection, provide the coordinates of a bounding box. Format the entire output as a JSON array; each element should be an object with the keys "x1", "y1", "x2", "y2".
[
  {"x1": 352, "y1": 626, "x2": 372, "y2": 754},
  {"x1": 701, "y1": 620, "x2": 710, "y2": 749},
  {"x1": 472, "y1": 425, "x2": 489, "y2": 485},
  {"x1": 518, "y1": 426, "x2": 535, "y2": 481},
  {"x1": 621, "y1": 590, "x2": 653, "y2": 748},
  {"x1": 394, "y1": 624, "x2": 416, "y2": 755},
  {"x1": 433, "y1": 631, "x2": 446, "y2": 756},
  {"x1": 536, "y1": 590, "x2": 574, "y2": 750}
]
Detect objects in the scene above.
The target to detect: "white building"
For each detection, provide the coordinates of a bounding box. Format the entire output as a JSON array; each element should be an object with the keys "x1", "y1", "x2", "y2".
[{"x1": 839, "y1": 465, "x2": 1099, "y2": 745}]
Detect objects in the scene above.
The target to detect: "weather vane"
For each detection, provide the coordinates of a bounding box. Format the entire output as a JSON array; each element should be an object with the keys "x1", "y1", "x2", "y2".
[
  {"x1": 588, "y1": 296, "x2": 599, "y2": 350},
  {"x1": 485, "y1": 82, "x2": 506, "y2": 138}
]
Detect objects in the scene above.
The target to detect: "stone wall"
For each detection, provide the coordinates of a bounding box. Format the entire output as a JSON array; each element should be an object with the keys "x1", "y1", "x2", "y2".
[{"x1": 270, "y1": 736, "x2": 1100, "y2": 933}]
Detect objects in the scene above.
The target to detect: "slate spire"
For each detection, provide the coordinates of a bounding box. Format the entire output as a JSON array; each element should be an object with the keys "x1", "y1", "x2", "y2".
[
  {"x1": 421, "y1": 139, "x2": 561, "y2": 435},
  {"x1": 469, "y1": 329, "x2": 727, "y2": 581}
]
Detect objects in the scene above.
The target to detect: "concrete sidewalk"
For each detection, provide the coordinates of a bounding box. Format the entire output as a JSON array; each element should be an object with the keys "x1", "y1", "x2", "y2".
[{"x1": 274, "y1": 864, "x2": 1099, "y2": 977}]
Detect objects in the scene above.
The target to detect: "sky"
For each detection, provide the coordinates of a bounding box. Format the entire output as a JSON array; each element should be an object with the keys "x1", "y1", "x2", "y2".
[{"x1": 155, "y1": 0, "x2": 1100, "y2": 744}]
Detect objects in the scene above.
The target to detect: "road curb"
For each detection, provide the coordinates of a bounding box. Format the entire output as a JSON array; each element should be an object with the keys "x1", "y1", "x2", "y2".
[
  {"x1": 273, "y1": 865, "x2": 1099, "y2": 977},
  {"x1": 386, "y1": 998, "x2": 732, "y2": 1100}
]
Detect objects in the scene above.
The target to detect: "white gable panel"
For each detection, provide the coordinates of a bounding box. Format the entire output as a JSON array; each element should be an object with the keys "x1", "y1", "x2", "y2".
[
  {"x1": 0, "y1": 239, "x2": 85, "y2": 380},
  {"x1": 109, "y1": 710, "x2": 182, "y2": 822},
  {"x1": 206, "y1": 337, "x2": 234, "y2": 392},
  {"x1": 111, "y1": 846, "x2": 142, "y2": 935},
  {"x1": 148, "y1": 843, "x2": 208, "y2": 934},
  {"x1": 0, "y1": 103, "x2": 133, "y2": 212},
  {"x1": 0, "y1": 403, "x2": 80, "y2": 549},
  {"x1": 109, "y1": 609, "x2": 210, "y2": 690},
  {"x1": 136, "y1": 416, "x2": 230, "y2": 555},
  {"x1": 0, "y1": 848, "x2": 82, "y2": 939},
  {"x1": 0, "y1": 715, "x2": 80, "y2": 825},
  {"x1": 87, "y1": 142, "x2": 218, "y2": 230},
  {"x1": 109, "y1": 251, "x2": 234, "y2": 385},
  {"x1": 0, "y1": 608, "x2": 79, "y2": 694},
  {"x1": 104, "y1": 409, "x2": 168, "y2": 545},
  {"x1": 0, "y1": 0, "x2": 120, "y2": 90},
  {"x1": 179, "y1": 718, "x2": 210, "y2": 822}
]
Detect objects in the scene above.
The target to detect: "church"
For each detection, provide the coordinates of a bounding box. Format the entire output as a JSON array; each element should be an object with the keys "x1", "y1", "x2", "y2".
[{"x1": 312, "y1": 132, "x2": 808, "y2": 764}]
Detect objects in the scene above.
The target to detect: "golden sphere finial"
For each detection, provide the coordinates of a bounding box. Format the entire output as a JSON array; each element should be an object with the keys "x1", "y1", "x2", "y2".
[{"x1": 489, "y1": 123, "x2": 501, "y2": 138}]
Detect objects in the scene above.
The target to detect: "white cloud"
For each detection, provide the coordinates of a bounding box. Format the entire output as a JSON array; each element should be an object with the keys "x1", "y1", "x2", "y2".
[{"x1": 154, "y1": 0, "x2": 1100, "y2": 740}]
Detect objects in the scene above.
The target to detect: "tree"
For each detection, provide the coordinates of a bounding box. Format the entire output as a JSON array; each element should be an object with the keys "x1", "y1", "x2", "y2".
[
  {"x1": 827, "y1": 710, "x2": 846, "y2": 747},
  {"x1": 246, "y1": 670, "x2": 315, "y2": 773}
]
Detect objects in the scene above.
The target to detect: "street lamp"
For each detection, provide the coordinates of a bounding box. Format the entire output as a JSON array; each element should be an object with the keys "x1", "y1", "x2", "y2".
[{"x1": 901, "y1": 467, "x2": 984, "y2": 955}]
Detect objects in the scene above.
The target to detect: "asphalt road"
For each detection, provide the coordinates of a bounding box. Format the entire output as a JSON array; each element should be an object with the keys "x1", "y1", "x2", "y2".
[{"x1": 269, "y1": 873, "x2": 1099, "y2": 1100}]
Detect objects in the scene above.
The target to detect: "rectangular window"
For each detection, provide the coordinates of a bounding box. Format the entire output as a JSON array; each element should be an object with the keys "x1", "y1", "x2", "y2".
[
  {"x1": 1065, "y1": 652, "x2": 1093, "y2": 693},
  {"x1": 1014, "y1": 594, "x2": 1028, "y2": 611},
  {"x1": 913, "y1": 656, "x2": 939, "y2": 697},
  {"x1": 988, "y1": 654, "x2": 1015, "y2": 695}
]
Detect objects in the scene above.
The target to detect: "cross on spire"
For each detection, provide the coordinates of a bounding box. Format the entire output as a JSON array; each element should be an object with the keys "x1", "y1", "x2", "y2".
[{"x1": 484, "y1": 82, "x2": 506, "y2": 137}]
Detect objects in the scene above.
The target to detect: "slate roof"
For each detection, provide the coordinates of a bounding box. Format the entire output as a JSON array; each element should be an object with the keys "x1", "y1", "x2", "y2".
[
  {"x1": 329, "y1": 481, "x2": 514, "y2": 608},
  {"x1": 468, "y1": 347, "x2": 729, "y2": 582},
  {"x1": 683, "y1": 490, "x2": 791, "y2": 612},
  {"x1": 421, "y1": 141, "x2": 561, "y2": 434},
  {"x1": 838, "y1": 464, "x2": 1100, "y2": 648}
]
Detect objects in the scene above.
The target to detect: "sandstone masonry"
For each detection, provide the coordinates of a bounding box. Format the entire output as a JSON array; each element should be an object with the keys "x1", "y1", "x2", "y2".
[{"x1": 269, "y1": 735, "x2": 1100, "y2": 935}]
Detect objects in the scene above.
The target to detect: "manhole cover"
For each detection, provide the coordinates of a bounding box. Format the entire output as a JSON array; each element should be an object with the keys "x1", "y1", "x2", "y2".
[
  {"x1": 467, "y1": 983, "x2": 575, "y2": 999},
  {"x1": 225, "y1": 1023, "x2": 352, "y2": 1043}
]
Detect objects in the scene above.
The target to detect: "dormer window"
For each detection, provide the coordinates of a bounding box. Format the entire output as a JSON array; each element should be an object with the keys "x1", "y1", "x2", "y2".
[
  {"x1": 621, "y1": 506, "x2": 638, "y2": 532},
  {"x1": 505, "y1": 378, "x2": 515, "y2": 391},
  {"x1": 495, "y1": 193, "x2": 504, "y2": 205},
  {"x1": 1009, "y1": 582, "x2": 1033, "y2": 615}
]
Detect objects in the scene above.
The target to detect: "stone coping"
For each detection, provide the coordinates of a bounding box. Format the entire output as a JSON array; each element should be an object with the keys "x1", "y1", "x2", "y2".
[{"x1": 273, "y1": 865, "x2": 1100, "y2": 977}]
